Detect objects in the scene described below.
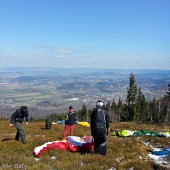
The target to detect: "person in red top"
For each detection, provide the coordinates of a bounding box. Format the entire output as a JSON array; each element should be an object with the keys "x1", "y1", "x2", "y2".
[{"x1": 62, "y1": 106, "x2": 77, "y2": 140}]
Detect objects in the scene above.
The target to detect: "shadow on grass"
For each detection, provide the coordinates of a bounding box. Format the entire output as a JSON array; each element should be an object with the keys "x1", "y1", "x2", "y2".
[
  {"x1": 147, "y1": 149, "x2": 153, "y2": 152},
  {"x1": 41, "y1": 127, "x2": 50, "y2": 130},
  {"x1": 2, "y1": 138, "x2": 15, "y2": 142},
  {"x1": 80, "y1": 150, "x2": 94, "y2": 155}
]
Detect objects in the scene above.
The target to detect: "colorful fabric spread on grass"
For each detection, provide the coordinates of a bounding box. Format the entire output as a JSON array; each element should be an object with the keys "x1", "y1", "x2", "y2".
[
  {"x1": 33, "y1": 136, "x2": 94, "y2": 157},
  {"x1": 57, "y1": 120, "x2": 65, "y2": 124},
  {"x1": 77, "y1": 122, "x2": 90, "y2": 127},
  {"x1": 118, "y1": 130, "x2": 135, "y2": 137},
  {"x1": 148, "y1": 146, "x2": 170, "y2": 169},
  {"x1": 149, "y1": 146, "x2": 170, "y2": 158},
  {"x1": 51, "y1": 121, "x2": 58, "y2": 124},
  {"x1": 112, "y1": 129, "x2": 170, "y2": 137},
  {"x1": 52, "y1": 120, "x2": 90, "y2": 127}
]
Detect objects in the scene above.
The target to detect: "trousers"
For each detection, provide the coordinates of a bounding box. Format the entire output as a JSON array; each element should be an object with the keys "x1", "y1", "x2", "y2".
[
  {"x1": 93, "y1": 133, "x2": 107, "y2": 155},
  {"x1": 15, "y1": 122, "x2": 26, "y2": 144},
  {"x1": 62, "y1": 125, "x2": 74, "y2": 139}
]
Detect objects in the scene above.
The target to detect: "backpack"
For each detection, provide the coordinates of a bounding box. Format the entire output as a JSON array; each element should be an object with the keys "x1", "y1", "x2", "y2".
[{"x1": 94, "y1": 108, "x2": 106, "y2": 131}]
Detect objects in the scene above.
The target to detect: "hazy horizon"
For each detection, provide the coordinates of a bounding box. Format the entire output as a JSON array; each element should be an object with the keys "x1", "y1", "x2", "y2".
[{"x1": 0, "y1": 66, "x2": 170, "y2": 71}]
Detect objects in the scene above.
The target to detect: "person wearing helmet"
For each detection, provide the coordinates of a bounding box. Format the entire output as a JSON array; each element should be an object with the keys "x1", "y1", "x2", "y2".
[
  {"x1": 90, "y1": 100, "x2": 110, "y2": 155},
  {"x1": 10, "y1": 106, "x2": 29, "y2": 144}
]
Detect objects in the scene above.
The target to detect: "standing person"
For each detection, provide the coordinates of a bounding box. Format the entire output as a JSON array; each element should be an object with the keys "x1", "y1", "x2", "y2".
[
  {"x1": 10, "y1": 106, "x2": 29, "y2": 144},
  {"x1": 62, "y1": 106, "x2": 77, "y2": 140},
  {"x1": 90, "y1": 100, "x2": 110, "y2": 155}
]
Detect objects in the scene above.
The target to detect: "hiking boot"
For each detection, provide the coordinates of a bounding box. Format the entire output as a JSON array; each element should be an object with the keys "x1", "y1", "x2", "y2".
[
  {"x1": 21, "y1": 139, "x2": 27, "y2": 144},
  {"x1": 22, "y1": 141, "x2": 27, "y2": 144}
]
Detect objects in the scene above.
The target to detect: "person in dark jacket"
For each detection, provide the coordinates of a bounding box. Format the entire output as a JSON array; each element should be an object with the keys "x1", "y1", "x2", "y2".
[
  {"x1": 45, "y1": 114, "x2": 54, "y2": 129},
  {"x1": 62, "y1": 106, "x2": 77, "y2": 140},
  {"x1": 10, "y1": 106, "x2": 29, "y2": 144},
  {"x1": 90, "y1": 100, "x2": 110, "y2": 155}
]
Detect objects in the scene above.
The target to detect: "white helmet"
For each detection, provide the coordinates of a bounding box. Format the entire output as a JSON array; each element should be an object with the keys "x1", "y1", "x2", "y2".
[{"x1": 96, "y1": 100, "x2": 103, "y2": 107}]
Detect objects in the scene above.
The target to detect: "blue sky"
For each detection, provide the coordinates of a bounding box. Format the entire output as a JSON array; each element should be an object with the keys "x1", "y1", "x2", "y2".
[{"x1": 0, "y1": 0, "x2": 170, "y2": 69}]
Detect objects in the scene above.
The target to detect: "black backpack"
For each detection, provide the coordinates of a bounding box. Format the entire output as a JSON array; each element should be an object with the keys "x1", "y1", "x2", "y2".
[{"x1": 94, "y1": 108, "x2": 106, "y2": 132}]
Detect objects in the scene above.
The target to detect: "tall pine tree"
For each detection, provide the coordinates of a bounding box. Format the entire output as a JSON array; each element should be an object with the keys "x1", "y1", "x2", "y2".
[
  {"x1": 149, "y1": 97, "x2": 158, "y2": 122},
  {"x1": 117, "y1": 98, "x2": 123, "y2": 122},
  {"x1": 78, "y1": 104, "x2": 87, "y2": 121},
  {"x1": 136, "y1": 87, "x2": 148, "y2": 122},
  {"x1": 127, "y1": 72, "x2": 138, "y2": 121}
]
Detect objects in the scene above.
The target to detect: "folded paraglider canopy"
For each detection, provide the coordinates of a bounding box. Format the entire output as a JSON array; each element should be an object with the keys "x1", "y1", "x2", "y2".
[
  {"x1": 33, "y1": 136, "x2": 94, "y2": 157},
  {"x1": 112, "y1": 129, "x2": 170, "y2": 137}
]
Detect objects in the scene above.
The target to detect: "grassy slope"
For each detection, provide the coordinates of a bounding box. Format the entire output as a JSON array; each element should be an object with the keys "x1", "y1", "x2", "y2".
[{"x1": 0, "y1": 121, "x2": 170, "y2": 170}]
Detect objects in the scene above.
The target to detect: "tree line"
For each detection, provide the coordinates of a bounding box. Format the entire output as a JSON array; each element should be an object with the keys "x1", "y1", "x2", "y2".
[
  {"x1": 78, "y1": 73, "x2": 170, "y2": 124},
  {"x1": 24, "y1": 73, "x2": 170, "y2": 124}
]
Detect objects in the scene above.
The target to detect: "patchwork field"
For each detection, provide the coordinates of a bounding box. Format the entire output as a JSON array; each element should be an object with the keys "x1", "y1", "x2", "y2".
[{"x1": 1, "y1": 68, "x2": 170, "y2": 119}]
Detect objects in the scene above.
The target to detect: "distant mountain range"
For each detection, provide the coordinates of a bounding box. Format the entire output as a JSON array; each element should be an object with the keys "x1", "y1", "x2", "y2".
[{"x1": 0, "y1": 67, "x2": 169, "y2": 118}]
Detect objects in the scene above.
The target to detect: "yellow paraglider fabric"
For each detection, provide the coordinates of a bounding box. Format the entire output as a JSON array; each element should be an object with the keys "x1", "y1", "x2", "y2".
[
  {"x1": 51, "y1": 121, "x2": 57, "y2": 124},
  {"x1": 77, "y1": 122, "x2": 90, "y2": 127}
]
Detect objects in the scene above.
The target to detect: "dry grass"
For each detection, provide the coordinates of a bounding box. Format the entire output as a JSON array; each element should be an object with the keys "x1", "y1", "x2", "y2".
[{"x1": 0, "y1": 120, "x2": 170, "y2": 170}]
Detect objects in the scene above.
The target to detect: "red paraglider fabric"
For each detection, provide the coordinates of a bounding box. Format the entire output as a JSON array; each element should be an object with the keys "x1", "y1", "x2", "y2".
[{"x1": 33, "y1": 136, "x2": 94, "y2": 157}]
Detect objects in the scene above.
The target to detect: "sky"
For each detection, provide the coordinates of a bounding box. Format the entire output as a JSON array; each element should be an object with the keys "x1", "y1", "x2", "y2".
[{"x1": 0, "y1": 0, "x2": 170, "y2": 70}]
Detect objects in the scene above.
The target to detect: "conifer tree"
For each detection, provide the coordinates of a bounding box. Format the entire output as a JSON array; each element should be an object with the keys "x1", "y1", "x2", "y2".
[
  {"x1": 159, "y1": 95, "x2": 168, "y2": 122},
  {"x1": 135, "y1": 87, "x2": 148, "y2": 122},
  {"x1": 105, "y1": 101, "x2": 111, "y2": 111},
  {"x1": 110, "y1": 100, "x2": 118, "y2": 122},
  {"x1": 78, "y1": 104, "x2": 87, "y2": 121},
  {"x1": 106, "y1": 101, "x2": 115, "y2": 123},
  {"x1": 149, "y1": 97, "x2": 158, "y2": 122},
  {"x1": 167, "y1": 84, "x2": 170, "y2": 122},
  {"x1": 136, "y1": 87, "x2": 142, "y2": 119},
  {"x1": 126, "y1": 72, "x2": 138, "y2": 121},
  {"x1": 117, "y1": 98, "x2": 123, "y2": 122},
  {"x1": 136, "y1": 87, "x2": 145, "y2": 122}
]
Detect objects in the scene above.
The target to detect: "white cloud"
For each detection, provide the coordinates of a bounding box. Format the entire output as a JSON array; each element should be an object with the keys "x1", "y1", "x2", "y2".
[
  {"x1": 0, "y1": 43, "x2": 169, "y2": 69},
  {"x1": 55, "y1": 47, "x2": 73, "y2": 55},
  {"x1": 52, "y1": 47, "x2": 74, "y2": 58}
]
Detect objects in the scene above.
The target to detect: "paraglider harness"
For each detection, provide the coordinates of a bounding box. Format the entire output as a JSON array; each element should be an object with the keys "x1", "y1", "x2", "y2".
[
  {"x1": 91, "y1": 108, "x2": 108, "y2": 155},
  {"x1": 94, "y1": 108, "x2": 106, "y2": 133}
]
